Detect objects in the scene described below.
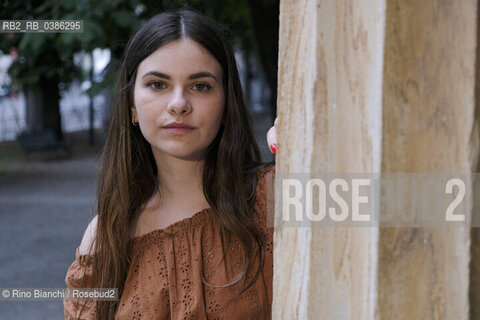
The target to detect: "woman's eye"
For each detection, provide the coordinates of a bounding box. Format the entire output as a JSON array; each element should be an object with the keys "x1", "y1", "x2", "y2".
[
  {"x1": 193, "y1": 83, "x2": 212, "y2": 92},
  {"x1": 147, "y1": 81, "x2": 166, "y2": 90}
]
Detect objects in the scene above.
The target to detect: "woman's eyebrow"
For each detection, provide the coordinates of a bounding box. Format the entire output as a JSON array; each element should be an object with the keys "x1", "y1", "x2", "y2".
[
  {"x1": 189, "y1": 72, "x2": 218, "y2": 82},
  {"x1": 141, "y1": 71, "x2": 218, "y2": 82}
]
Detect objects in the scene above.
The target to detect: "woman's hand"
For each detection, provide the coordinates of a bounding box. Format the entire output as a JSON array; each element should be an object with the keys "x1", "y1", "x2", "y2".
[{"x1": 266, "y1": 117, "x2": 278, "y2": 154}]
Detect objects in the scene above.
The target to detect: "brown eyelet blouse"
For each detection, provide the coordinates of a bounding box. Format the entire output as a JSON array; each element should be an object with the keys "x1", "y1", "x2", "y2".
[{"x1": 64, "y1": 164, "x2": 275, "y2": 319}]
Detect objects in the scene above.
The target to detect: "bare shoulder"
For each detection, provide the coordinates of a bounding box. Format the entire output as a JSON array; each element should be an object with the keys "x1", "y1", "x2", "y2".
[{"x1": 78, "y1": 215, "x2": 98, "y2": 255}]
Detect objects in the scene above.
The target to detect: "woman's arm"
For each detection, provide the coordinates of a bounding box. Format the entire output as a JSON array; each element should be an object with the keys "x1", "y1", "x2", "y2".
[{"x1": 64, "y1": 215, "x2": 98, "y2": 320}]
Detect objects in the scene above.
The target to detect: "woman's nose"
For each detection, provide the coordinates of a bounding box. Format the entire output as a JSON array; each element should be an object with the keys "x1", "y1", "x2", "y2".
[{"x1": 167, "y1": 89, "x2": 191, "y2": 116}]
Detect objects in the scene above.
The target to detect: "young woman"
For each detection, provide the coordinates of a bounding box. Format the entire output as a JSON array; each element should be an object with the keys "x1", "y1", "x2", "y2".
[{"x1": 64, "y1": 8, "x2": 278, "y2": 319}]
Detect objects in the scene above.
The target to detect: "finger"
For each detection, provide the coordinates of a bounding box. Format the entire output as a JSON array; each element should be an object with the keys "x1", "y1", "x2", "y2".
[
  {"x1": 266, "y1": 126, "x2": 277, "y2": 154},
  {"x1": 266, "y1": 126, "x2": 277, "y2": 146}
]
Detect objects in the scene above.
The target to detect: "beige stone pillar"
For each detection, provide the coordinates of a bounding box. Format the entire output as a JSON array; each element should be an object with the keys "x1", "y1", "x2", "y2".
[{"x1": 273, "y1": 0, "x2": 479, "y2": 319}]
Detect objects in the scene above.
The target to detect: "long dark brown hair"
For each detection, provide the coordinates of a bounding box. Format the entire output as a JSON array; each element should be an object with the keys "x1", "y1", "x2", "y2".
[{"x1": 78, "y1": 8, "x2": 272, "y2": 319}]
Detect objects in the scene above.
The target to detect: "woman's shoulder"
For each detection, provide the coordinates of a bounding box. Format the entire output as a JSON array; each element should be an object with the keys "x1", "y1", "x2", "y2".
[{"x1": 78, "y1": 215, "x2": 98, "y2": 256}]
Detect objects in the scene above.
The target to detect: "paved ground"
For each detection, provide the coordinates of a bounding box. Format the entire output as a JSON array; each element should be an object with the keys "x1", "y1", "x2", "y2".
[
  {"x1": 0, "y1": 130, "x2": 102, "y2": 320},
  {"x1": 0, "y1": 112, "x2": 275, "y2": 319}
]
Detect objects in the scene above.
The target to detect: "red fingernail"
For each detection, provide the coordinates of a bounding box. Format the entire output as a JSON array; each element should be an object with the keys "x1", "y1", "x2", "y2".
[{"x1": 270, "y1": 143, "x2": 277, "y2": 154}]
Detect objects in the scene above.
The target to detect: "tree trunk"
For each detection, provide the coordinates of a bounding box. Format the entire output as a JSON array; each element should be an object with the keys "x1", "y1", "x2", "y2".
[
  {"x1": 25, "y1": 88, "x2": 43, "y2": 132},
  {"x1": 40, "y1": 76, "x2": 63, "y2": 142},
  {"x1": 23, "y1": 76, "x2": 63, "y2": 147}
]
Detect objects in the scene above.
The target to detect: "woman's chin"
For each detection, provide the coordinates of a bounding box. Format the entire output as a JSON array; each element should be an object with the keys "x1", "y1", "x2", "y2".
[{"x1": 153, "y1": 147, "x2": 206, "y2": 161}]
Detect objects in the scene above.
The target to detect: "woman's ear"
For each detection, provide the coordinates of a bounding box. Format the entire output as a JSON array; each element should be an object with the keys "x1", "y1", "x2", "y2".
[{"x1": 131, "y1": 106, "x2": 138, "y2": 122}]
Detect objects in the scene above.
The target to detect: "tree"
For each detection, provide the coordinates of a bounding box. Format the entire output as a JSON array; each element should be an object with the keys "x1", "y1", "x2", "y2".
[{"x1": 0, "y1": 0, "x2": 142, "y2": 142}]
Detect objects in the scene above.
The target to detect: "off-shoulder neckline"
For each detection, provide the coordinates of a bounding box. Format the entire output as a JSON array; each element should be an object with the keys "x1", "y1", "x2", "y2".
[
  {"x1": 128, "y1": 164, "x2": 274, "y2": 246},
  {"x1": 128, "y1": 207, "x2": 213, "y2": 245},
  {"x1": 74, "y1": 208, "x2": 214, "y2": 260}
]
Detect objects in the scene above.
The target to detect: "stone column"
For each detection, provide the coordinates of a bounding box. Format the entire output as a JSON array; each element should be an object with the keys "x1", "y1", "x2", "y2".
[{"x1": 273, "y1": 0, "x2": 478, "y2": 319}]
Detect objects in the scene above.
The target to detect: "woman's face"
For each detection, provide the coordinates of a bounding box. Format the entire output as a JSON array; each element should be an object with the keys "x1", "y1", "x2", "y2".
[{"x1": 132, "y1": 38, "x2": 225, "y2": 161}]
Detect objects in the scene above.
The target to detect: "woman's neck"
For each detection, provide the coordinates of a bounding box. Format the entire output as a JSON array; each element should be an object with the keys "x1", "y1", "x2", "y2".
[{"x1": 153, "y1": 151, "x2": 206, "y2": 205}]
